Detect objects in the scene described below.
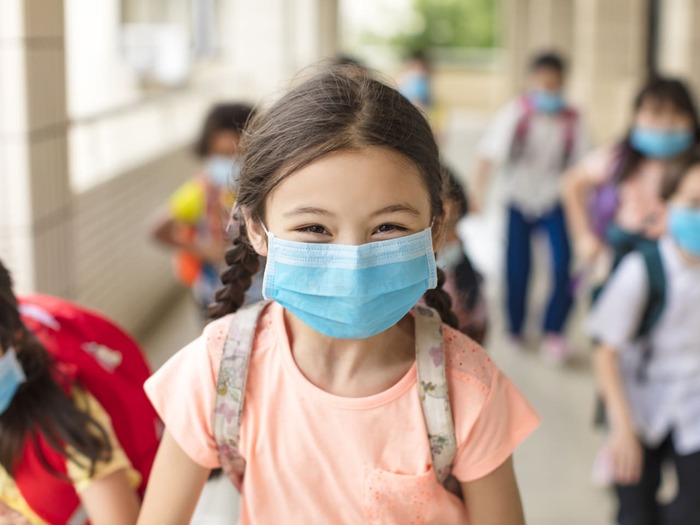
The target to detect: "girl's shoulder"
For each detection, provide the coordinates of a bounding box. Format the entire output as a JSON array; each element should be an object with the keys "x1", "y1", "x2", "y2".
[{"x1": 441, "y1": 324, "x2": 496, "y2": 393}]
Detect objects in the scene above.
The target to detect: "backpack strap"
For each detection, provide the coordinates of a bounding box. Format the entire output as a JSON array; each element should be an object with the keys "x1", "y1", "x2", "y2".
[
  {"x1": 213, "y1": 300, "x2": 271, "y2": 490},
  {"x1": 414, "y1": 305, "x2": 457, "y2": 486},
  {"x1": 635, "y1": 241, "x2": 666, "y2": 382}
]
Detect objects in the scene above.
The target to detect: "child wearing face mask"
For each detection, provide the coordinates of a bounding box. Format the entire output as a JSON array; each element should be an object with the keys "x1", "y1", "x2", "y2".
[
  {"x1": 151, "y1": 103, "x2": 256, "y2": 317},
  {"x1": 563, "y1": 77, "x2": 700, "y2": 288},
  {"x1": 0, "y1": 260, "x2": 154, "y2": 524},
  {"x1": 587, "y1": 149, "x2": 700, "y2": 524},
  {"x1": 471, "y1": 51, "x2": 590, "y2": 363},
  {"x1": 137, "y1": 68, "x2": 539, "y2": 525},
  {"x1": 437, "y1": 166, "x2": 488, "y2": 344}
]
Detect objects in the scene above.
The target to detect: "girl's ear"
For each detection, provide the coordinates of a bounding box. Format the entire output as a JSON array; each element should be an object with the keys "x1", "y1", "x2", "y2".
[{"x1": 244, "y1": 215, "x2": 269, "y2": 257}]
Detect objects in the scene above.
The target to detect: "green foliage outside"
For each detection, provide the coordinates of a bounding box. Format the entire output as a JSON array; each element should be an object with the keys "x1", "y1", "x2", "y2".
[{"x1": 373, "y1": 0, "x2": 499, "y2": 56}]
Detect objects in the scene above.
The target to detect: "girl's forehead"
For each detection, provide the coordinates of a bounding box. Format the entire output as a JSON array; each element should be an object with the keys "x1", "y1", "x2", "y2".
[{"x1": 266, "y1": 147, "x2": 432, "y2": 215}]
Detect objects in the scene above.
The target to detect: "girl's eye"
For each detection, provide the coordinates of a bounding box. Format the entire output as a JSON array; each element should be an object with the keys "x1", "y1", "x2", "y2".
[
  {"x1": 298, "y1": 225, "x2": 328, "y2": 235},
  {"x1": 375, "y1": 224, "x2": 407, "y2": 234}
]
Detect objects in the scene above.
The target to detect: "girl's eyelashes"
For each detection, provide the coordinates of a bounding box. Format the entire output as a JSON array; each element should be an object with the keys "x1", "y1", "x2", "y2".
[
  {"x1": 296, "y1": 224, "x2": 330, "y2": 235},
  {"x1": 374, "y1": 223, "x2": 408, "y2": 234}
]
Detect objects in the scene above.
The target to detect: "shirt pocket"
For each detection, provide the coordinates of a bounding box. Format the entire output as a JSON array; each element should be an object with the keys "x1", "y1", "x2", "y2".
[{"x1": 362, "y1": 465, "x2": 467, "y2": 525}]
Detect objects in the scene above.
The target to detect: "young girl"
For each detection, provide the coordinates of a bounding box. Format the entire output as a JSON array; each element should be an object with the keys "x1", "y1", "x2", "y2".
[
  {"x1": 564, "y1": 77, "x2": 700, "y2": 282},
  {"x1": 0, "y1": 261, "x2": 141, "y2": 524},
  {"x1": 151, "y1": 103, "x2": 259, "y2": 315},
  {"x1": 139, "y1": 69, "x2": 539, "y2": 524},
  {"x1": 587, "y1": 150, "x2": 700, "y2": 523}
]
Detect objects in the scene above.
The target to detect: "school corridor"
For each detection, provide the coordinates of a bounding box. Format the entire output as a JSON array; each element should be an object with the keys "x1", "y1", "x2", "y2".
[{"x1": 3, "y1": 0, "x2": 700, "y2": 523}]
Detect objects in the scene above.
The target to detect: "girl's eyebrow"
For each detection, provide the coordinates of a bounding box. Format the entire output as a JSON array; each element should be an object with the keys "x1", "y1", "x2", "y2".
[
  {"x1": 371, "y1": 204, "x2": 421, "y2": 217},
  {"x1": 283, "y1": 206, "x2": 333, "y2": 217}
]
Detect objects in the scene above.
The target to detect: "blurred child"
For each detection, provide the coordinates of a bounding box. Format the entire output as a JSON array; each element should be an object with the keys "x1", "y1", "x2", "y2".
[
  {"x1": 564, "y1": 77, "x2": 700, "y2": 285},
  {"x1": 438, "y1": 166, "x2": 488, "y2": 344},
  {"x1": 0, "y1": 260, "x2": 158, "y2": 524},
  {"x1": 138, "y1": 68, "x2": 538, "y2": 525},
  {"x1": 398, "y1": 49, "x2": 433, "y2": 112},
  {"x1": 588, "y1": 150, "x2": 700, "y2": 524},
  {"x1": 151, "y1": 103, "x2": 256, "y2": 316},
  {"x1": 472, "y1": 51, "x2": 590, "y2": 363}
]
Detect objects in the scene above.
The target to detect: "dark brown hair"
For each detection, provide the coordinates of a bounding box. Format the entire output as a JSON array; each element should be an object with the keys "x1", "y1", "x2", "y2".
[
  {"x1": 194, "y1": 103, "x2": 256, "y2": 158},
  {"x1": 616, "y1": 76, "x2": 700, "y2": 184},
  {"x1": 210, "y1": 68, "x2": 458, "y2": 328},
  {"x1": 663, "y1": 147, "x2": 700, "y2": 200},
  {"x1": 0, "y1": 261, "x2": 112, "y2": 478}
]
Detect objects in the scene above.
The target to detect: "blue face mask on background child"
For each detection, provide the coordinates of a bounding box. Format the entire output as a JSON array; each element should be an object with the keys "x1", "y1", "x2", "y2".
[
  {"x1": 630, "y1": 128, "x2": 693, "y2": 159},
  {"x1": 206, "y1": 156, "x2": 241, "y2": 188},
  {"x1": 0, "y1": 348, "x2": 26, "y2": 415},
  {"x1": 669, "y1": 205, "x2": 700, "y2": 258},
  {"x1": 531, "y1": 90, "x2": 565, "y2": 113},
  {"x1": 262, "y1": 227, "x2": 438, "y2": 339}
]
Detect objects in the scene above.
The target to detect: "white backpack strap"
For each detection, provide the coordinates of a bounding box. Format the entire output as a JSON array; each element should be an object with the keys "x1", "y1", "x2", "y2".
[
  {"x1": 414, "y1": 305, "x2": 457, "y2": 486},
  {"x1": 213, "y1": 300, "x2": 271, "y2": 490}
]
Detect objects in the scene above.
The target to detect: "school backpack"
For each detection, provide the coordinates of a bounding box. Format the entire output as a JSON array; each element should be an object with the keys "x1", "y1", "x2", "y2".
[
  {"x1": 212, "y1": 301, "x2": 462, "y2": 496},
  {"x1": 14, "y1": 294, "x2": 161, "y2": 524},
  {"x1": 593, "y1": 241, "x2": 666, "y2": 425},
  {"x1": 508, "y1": 94, "x2": 579, "y2": 169}
]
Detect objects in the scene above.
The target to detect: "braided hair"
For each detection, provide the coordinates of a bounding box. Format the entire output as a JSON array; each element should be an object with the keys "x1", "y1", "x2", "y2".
[{"x1": 209, "y1": 67, "x2": 458, "y2": 329}]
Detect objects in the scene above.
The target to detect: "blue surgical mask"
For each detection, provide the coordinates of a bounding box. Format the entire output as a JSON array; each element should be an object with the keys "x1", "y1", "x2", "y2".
[
  {"x1": 669, "y1": 205, "x2": 700, "y2": 258},
  {"x1": 531, "y1": 90, "x2": 565, "y2": 113},
  {"x1": 262, "y1": 227, "x2": 438, "y2": 339},
  {"x1": 0, "y1": 348, "x2": 26, "y2": 415},
  {"x1": 206, "y1": 156, "x2": 241, "y2": 188},
  {"x1": 630, "y1": 128, "x2": 693, "y2": 159},
  {"x1": 437, "y1": 241, "x2": 464, "y2": 271}
]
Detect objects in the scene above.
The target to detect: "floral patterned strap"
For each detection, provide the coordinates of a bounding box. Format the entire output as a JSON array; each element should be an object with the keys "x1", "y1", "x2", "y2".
[
  {"x1": 414, "y1": 305, "x2": 457, "y2": 485},
  {"x1": 213, "y1": 300, "x2": 271, "y2": 490}
]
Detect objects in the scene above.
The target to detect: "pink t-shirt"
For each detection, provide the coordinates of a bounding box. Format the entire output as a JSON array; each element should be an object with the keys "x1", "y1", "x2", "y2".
[
  {"x1": 145, "y1": 302, "x2": 540, "y2": 524},
  {"x1": 581, "y1": 145, "x2": 667, "y2": 236}
]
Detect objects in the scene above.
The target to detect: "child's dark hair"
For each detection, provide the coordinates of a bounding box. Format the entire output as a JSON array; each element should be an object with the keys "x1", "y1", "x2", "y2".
[
  {"x1": 210, "y1": 68, "x2": 459, "y2": 329},
  {"x1": 529, "y1": 51, "x2": 566, "y2": 75},
  {"x1": 0, "y1": 261, "x2": 112, "y2": 477},
  {"x1": 194, "y1": 103, "x2": 256, "y2": 158},
  {"x1": 663, "y1": 147, "x2": 700, "y2": 200},
  {"x1": 442, "y1": 164, "x2": 468, "y2": 217},
  {"x1": 616, "y1": 76, "x2": 700, "y2": 184}
]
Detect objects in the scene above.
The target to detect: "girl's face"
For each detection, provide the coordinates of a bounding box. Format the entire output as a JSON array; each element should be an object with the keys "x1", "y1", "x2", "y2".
[
  {"x1": 669, "y1": 165, "x2": 700, "y2": 208},
  {"x1": 208, "y1": 130, "x2": 241, "y2": 157},
  {"x1": 635, "y1": 97, "x2": 694, "y2": 132},
  {"x1": 247, "y1": 147, "x2": 437, "y2": 252}
]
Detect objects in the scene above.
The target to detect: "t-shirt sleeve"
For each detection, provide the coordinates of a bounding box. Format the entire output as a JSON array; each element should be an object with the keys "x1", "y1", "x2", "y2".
[
  {"x1": 449, "y1": 359, "x2": 540, "y2": 482},
  {"x1": 445, "y1": 328, "x2": 540, "y2": 482},
  {"x1": 168, "y1": 179, "x2": 205, "y2": 225},
  {"x1": 144, "y1": 319, "x2": 228, "y2": 468},
  {"x1": 586, "y1": 252, "x2": 648, "y2": 348},
  {"x1": 477, "y1": 99, "x2": 521, "y2": 163}
]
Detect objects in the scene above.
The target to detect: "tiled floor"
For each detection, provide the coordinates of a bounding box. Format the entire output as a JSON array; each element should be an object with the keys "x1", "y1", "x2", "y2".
[{"x1": 139, "y1": 110, "x2": 616, "y2": 523}]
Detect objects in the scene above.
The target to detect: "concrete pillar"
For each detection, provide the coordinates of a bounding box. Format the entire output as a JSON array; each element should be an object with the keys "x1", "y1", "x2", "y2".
[
  {"x1": 657, "y1": 0, "x2": 700, "y2": 90},
  {"x1": 569, "y1": 0, "x2": 648, "y2": 143},
  {"x1": 0, "y1": 0, "x2": 73, "y2": 296},
  {"x1": 503, "y1": 0, "x2": 574, "y2": 95}
]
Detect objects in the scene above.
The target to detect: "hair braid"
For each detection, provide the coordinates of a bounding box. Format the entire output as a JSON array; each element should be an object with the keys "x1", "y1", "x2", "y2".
[
  {"x1": 208, "y1": 221, "x2": 261, "y2": 319},
  {"x1": 423, "y1": 267, "x2": 459, "y2": 330}
]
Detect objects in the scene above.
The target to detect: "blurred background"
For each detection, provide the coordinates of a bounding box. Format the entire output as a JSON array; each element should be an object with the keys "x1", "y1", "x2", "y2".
[{"x1": 0, "y1": 0, "x2": 696, "y2": 523}]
